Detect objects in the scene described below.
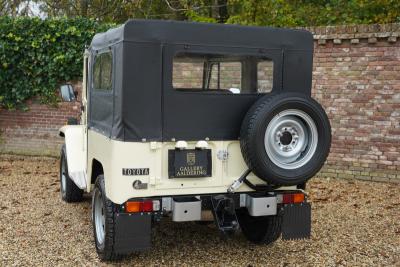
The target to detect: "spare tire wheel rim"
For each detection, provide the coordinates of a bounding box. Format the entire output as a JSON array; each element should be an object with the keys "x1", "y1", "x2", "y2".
[
  {"x1": 94, "y1": 189, "x2": 106, "y2": 245},
  {"x1": 264, "y1": 109, "x2": 318, "y2": 170}
]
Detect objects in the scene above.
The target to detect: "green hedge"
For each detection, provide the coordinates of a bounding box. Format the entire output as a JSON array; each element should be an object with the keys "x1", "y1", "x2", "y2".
[{"x1": 0, "y1": 17, "x2": 114, "y2": 109}]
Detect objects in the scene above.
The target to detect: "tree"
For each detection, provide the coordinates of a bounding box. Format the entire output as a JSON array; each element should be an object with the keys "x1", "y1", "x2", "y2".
[
  {"x1": 0, "y1": 0, "x2": 28, "y2": 16},
  {"x1": 39, "y1": 0, "x2": 125, "y2": 22},
  {"x1": 2, "y1": 0, "x2": 400, "y2": 27},
  {"x1": 36, "y1": 0, "x2": 230, "y2": 23},
  {"x1": 225, "y1": 0, "x2": 400, "y2": 27}
]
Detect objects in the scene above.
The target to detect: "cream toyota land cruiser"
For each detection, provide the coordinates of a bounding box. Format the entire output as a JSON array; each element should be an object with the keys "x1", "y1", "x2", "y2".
[{"x1": 59, "y1": 20, "x2": 331, "y2": 261}]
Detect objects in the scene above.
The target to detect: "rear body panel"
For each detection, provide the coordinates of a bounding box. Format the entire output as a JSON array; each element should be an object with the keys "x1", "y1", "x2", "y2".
[{"x1": 87, "y1": 129, "x2": 295, "y2": 204}]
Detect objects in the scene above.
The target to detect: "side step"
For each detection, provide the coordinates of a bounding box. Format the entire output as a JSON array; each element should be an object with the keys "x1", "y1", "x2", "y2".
[{"x1": 211, "y1": 195, "x2": 239, "y2": 235}]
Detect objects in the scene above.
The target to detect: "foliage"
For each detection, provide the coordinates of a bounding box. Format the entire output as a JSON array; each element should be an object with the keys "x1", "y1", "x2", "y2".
[
  {"x1": 0, "y1": 16, "x2": 113, "y2": 109},
  {"x1": 227, "y1": 0, "x2": 400, "y2": 26},
  {"x1": 27, "y1": 0, "x2": 400, "y2": 26},
  {"x1": 1, "y1": 1, "x2": 399, "y2": 108},
  {"x1": 226, "y1": 0, "x2": 400, "y2": 27}
]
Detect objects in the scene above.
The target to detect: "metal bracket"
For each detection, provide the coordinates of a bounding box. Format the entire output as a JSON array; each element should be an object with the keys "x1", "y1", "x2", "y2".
[
  {"x1": 211, "y1": 195, "x2": 239, "y2": 235},
  {"x1": 217, "y1": 150, "x2": 229, "y2": 161},
  {"x1": 227, "y1": 169, "x2": 251, "y2": 193}
]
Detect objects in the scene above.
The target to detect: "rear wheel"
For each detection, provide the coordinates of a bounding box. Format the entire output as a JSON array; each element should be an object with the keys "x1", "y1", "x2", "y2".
[
  {"x1": 236, "y1": 208, "x2": 282, "y2": 244},
  {"x1": 60, "y1": 144, "x2": 83, "y2": 202},
  {"x1": 92, "y1": 175, "x2": 122, "y2": 261}
]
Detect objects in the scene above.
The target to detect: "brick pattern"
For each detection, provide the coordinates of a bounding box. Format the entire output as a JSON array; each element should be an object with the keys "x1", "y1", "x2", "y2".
[
  {"x1": 0, "y1": 83, "x2": 82, "y2": 156},
  {"x1": 309, "y1": 24, "x2": 400, "y2": 183},
  {"x1": 302, "y1": 23, "x2": 399, "y2": 45},
  {"x1": 173, "y1": 58, "x2": 274, "y2": 92},
  {"x1": 0, "y1": 24, "x2": 399, "y2": 183}
]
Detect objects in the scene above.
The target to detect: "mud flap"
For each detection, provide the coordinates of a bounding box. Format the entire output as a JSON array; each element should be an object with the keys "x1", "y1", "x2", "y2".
[
  {"x1": 114, "y1": 213, "x2": 152, "y2": 254},
  {"x1": 281, "y1": 202, "x2": 311, "y2": 240}
]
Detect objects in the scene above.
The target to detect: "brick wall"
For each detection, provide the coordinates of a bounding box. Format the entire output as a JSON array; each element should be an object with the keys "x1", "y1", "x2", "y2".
[
  {"x1": 0, "y1": 83, "x2": 82, "y2": 156},
  {"x1": 173, "y1": 58, "x2": 274, "y2": 92},
  {"x1": 0, "y1": 23, "x2": 399, "y2": 182},
  {"x1": 307, "y1": 24, "x2": 400, "y2": 182}
]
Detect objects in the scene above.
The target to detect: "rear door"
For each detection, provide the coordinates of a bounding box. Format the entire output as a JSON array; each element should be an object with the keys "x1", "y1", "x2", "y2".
[
  {"x1": 156, "y1": 44, "x2": 282, "y2": 190},
  {"x1": 162, "y1": 44, "x2": 282, "y2": 142}
]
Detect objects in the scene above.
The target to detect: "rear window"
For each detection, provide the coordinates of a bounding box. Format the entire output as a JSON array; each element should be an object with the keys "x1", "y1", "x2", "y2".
[
  {"x1": 173, "y1": 53, "x2": 274, "y2": 94},
  {"x1": 93, "y1": 51, "x2": 112, "y2": 91}
]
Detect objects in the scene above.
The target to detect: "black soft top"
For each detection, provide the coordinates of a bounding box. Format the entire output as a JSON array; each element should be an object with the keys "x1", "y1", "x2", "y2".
[
  {"x1": 88, "y1": 20, "x2": 314, "y2": 142},
  {"x1": 91, "y1": 19, "x2": 313, "y2": 50}
]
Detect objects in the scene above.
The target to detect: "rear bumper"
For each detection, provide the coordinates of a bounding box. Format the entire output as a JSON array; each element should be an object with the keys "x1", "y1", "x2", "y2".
[
  {"x1": 112, "y1": 191, "x2": 311, "y2": 255},
  {"x1": 116, "y1": 190, "x2": 309, "y2": 222}
]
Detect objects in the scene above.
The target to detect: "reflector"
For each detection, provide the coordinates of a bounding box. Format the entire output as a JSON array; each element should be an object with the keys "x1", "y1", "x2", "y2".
[{"x1": 152, "y1": 200, "x2": 160, "y2": 211}]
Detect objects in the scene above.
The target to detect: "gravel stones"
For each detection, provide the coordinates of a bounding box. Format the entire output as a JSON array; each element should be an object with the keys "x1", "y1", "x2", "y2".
[{"x1": 0, "y1": 154, "x2": 399, "y2": 266}]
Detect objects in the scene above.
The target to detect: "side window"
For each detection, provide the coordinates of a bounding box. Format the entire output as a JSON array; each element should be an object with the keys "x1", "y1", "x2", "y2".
[
  {"x1": 93, "y1": 51, "x2": 112, "y2": 91},
  {"x1": 173, "y1": 61, "x2": 204, "y2": 89},
  {"x1": 208, "y1": 62, "x2": 242, "y2": 90},
  {"x1": 173, "y1": 53, "x2": 273, "y2": 94},
  {"x1": 257, "y1": 61, "x2": 274, "y2": 93}
]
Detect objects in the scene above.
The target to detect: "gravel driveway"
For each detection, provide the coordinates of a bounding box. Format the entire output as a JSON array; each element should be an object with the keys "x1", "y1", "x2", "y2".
[{"x1": 0, "y1": 154, "x2": 399, "y2": 266}]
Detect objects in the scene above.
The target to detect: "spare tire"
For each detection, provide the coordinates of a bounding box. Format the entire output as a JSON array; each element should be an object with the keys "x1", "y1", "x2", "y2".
[{"x1": 240, "y1": 92, "x2": 331, "y2": 186}]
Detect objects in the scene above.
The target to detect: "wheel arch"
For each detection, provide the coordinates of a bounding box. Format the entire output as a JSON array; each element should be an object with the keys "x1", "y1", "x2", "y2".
[
  {"x1": 60, "y1": 125, "x2": 87, "y2": 189},
  {"x1": 90, "y1": 158, "x2": 104, "y2": 186}
]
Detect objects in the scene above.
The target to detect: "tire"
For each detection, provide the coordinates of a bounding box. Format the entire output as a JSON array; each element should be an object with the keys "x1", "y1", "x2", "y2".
[
  {"x1": 236, "y1": 208, "x2": 282, "y2": 244},
  {"x1": 60, "y1": 144, "x2": 83, "y2": 202},
  {"x1": 240, "y1": 92, "x2": 331, "y2": 186},
  {"x1": 92, "y1": 175, "x2": 123, "y2": 261}
]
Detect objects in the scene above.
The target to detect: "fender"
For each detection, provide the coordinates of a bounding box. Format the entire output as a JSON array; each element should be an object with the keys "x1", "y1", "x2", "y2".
[{"x1": 59, "y1": 125, "x2": 87, "y2": 189}]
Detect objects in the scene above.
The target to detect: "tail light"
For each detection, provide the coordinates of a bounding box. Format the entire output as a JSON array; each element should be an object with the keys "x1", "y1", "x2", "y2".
[
  {"x1": 281, "y1": 193, "x2": 305, "y2": 204},
  {"x1": 141, "y1": 201, "x2": 153, "y2": 212},
  {"x1": 125, "y1": 201, "x2": 141, "y2": 212},
  {"x1": 125, "y1": 200, "x2": 160, "y2": 213}
]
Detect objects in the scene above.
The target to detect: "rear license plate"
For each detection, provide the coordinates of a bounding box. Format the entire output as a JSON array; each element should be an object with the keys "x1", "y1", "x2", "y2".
[{"x1": 168, "y1": 149, "x2": 212, "y2": 178}]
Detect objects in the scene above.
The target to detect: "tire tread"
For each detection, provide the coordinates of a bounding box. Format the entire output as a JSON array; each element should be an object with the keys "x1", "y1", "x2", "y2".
[
  {"x1": 240, "y1": 93, "x2": 331, "y2": 185},
  {"x1": 237, "y1": 208, "x2": 282, "y2": 245},
  {"x1": 94, "y1": 175, "x2": 123, "y2": 261}
]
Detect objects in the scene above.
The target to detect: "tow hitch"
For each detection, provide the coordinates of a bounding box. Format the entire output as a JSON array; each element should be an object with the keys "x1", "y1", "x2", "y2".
[{"x1": 211, "y1": 195, "x2": 239, "y2": 235}]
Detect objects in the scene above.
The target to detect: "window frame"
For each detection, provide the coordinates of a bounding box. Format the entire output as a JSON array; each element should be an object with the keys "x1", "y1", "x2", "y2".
[
  {"x1": 168, "y1": 46, "x2": 281, "y2": 96},
  {"x1": 92, "y1": 49, "x2": 114, "y2": 93}
]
